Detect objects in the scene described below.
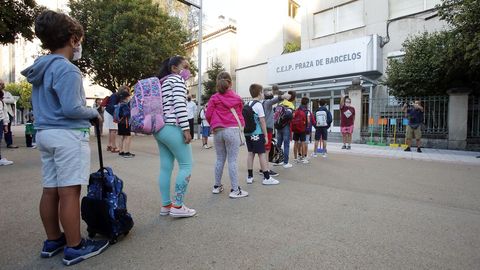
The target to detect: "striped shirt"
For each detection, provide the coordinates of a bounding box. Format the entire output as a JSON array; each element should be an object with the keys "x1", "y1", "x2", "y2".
[{"x1": 161, "y1": 74, "x2": 189, "y2": 130}]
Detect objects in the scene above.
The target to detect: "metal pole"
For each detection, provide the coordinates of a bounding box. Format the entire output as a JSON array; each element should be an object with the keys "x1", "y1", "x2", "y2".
[{"x1": 196, "y1": 0, "x2": 203, "y2": 139}]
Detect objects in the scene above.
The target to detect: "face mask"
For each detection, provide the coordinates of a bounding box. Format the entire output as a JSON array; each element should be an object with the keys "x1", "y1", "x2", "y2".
[
  {"x1": 72, "y1": 44, "x2": 82, "y2": 61},
  {"x1": 179, "y1": 69, "x2": 191, "y2": 80}
]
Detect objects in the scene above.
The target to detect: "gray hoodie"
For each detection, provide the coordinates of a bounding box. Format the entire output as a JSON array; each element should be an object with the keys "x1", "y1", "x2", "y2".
[
  {"x1": 262, "y1": 96, "x2": 283, "y2": 130},
  {"x1": 21, "y1": 54, "x2": 98, "y2": 130}
]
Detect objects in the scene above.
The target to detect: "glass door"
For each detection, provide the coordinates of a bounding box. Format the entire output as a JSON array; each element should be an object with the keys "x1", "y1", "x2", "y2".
[{"x1": 331, "y1": 97, "x2": 341, "y2": 133}]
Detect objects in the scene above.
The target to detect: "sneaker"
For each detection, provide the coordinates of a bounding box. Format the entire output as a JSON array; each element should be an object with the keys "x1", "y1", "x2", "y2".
[
  {"x1": 322, "y1": 152, "x2": 328, "y2": 158},
  {"x1": 0, "y1": 158, "x2": 13, "y2": 166},
  {"x1": 123, "y1": 152, "x2": 135, "y2": 158},
  {"x1": 404, "y1": 147, "x2": 411, "y2": 152},
  {"x1": 262, "y1": 177, "x2": 280, "y2": 185},
  {"x1": 212, "y1": 185, "x2": 224, "y2": 194},
  {"x1": 62, "y1": 239, "x2": 109, "y2": 266},
  {"x1": 246, "y1": 176, "x2": 254, "y2": 184},
  {"x1": 417, "y1": 147, "x2": 422, "y2": 153},
  {"x1": 283, "y1": 163, "x2": 293, "y2": 169},
  {"x1": 272, "y1": 162, "x2": 283, "y2": 166},
  {"x1": 311, "y1": 153, "x2": 318, "y2": 158},
  {"x1": 301, "y1": 158, "x2": 309, "y2": 164},
  {"x1": 203, "y1": 144, "x2": 212, "y2": 149},
  {"x1": 118, "y1": 152, "x2": 125, "y2": 156},
  {"x1": 41, "y1": 233, "x2": 66, "y2": 258},
  {"x1": 160, "y1": 203, "x2": 172, "y2": 216},
  {"x1": 341, "y1": 145, "x2": 347, "y2": 149},
  {"x1": 346, "y1": 145, "x2": 351, "y2": 150},
  {"x1": 268, "y1": 170, "x2": 279, "y2": 177},
  {"x1": 229, "y1": 187, "x2": 248, "y2": 198},
  {"x1": 169, "y1": 205, "x2": 196, "y2": 218}
]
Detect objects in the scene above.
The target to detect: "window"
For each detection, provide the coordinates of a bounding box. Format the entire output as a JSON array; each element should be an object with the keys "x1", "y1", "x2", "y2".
[
  {"x1": 313, "y1": 0, "x2": 364, "y2": 38},
  {"x1": 389, "y1": 0, "x2": 441, "y2": 18},
  {"x1": 288, "y1": 0, "x2": 299, "y2": 19},
  {"x1": 206, "y1": 48, "x2": 218, "y2": 68}
]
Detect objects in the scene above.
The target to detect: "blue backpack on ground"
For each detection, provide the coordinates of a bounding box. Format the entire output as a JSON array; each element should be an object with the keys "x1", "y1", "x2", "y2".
[{"x1": 81, "y1": 123, "x2": 134, "y2": 244}]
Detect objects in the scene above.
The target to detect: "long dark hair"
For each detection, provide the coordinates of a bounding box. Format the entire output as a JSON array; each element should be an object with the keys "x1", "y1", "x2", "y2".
[{"x1": 158, "y1": 56, "x2": 185, "y2": 79}]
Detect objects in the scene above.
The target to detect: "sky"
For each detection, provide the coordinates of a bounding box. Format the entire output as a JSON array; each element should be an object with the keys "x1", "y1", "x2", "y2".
[{"x1": 202, "y1": 0, "x2": 238, "y2": 22}]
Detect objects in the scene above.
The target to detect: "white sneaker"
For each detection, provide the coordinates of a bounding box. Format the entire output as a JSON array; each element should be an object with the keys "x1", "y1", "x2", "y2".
[
  {"x1": 229, "y1": 187, "x2": 248, "y2": 198},
  {"x1": 246, "y1": 176, "x2": 254, "y2": 184},
  {"x1": 322, "y1": 153, "x2": 327, "y2": 158},
  {"x1": 212, "y1": 185, "x2": 224, "y2": 194},
  {"x1": 159, "y1": 204, "x2": 172, "y2": 216},
  {"x1": 283, "y1": 163, "x2": 293, "y2": 168},
  {"x1": 203, "y1": 144, "x2": 212, "y2": 149},
  {"x1": 169, "y1": 205, "x2": 196, "y2": 218},
  {"x1": 262, "y1": 177, "x2": 280, "y2": 185},
  {"x1": 272, "y1": 162, "x2": 283, "y2": 166},
  {"x1": 311, "y1": 153, "x2": 318, "y2": 158},
  {"x1": 0, "y1": 158, "x2": 13, "y2": 166},
  {"x1": 302, "y1": 158, "x2": 309, "y2": 164}
]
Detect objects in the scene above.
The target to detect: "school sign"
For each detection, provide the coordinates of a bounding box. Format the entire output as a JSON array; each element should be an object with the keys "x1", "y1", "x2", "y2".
[{"x1": 267, "y1": 35, "x2": 383, "y2": 84}]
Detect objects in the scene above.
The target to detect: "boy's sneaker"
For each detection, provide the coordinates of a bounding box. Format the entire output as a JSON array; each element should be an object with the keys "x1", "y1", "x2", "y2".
[
  {"x1": 41, "y1": 233, "x2": 66, "y2": 258},
  {"x1": 169, "y1": 205, "x2": 196, "y2": 218},
  {"x1": 404, "y1": 147, "x2": 411, "y2": 152},
  {"x1": 346, "y1": 145, "x2": 351, "y2": 150},
  {"x1": 212, "y1": 185, "x2": 224, "y2": 194},
  {"x1": 417, "y1": 147, "x2": 422, "y2": 153},
  {"x1": 258, "y1": 170, "x2": 279, "y2": 177},
  {"x1": 118, "y1": 152, "x2": 125, "y2": 156},
  {"x1": 262, "y1": 177, "x2": 280, "y2": 185},
  {"x1": 229, "y1": 187, "x2": 248, "y2": 198},
  {"x1": 123, "y1": 152, "x2": 135, "y2": 158},
  {"x1": 0, "y1": 158, "x2": 13, "y2": 166},
  {"x1": 272, "y1": 162, "x2": 282, "y2": 166},
  {"x1": 62, "y1": 239, "x2": 109, "y2": 266},
  {"x1": 301, "y1": 157, "x2": 309, "y2": 164},
  {"x1": 283, "y1": 163, "x2": 293, "y2": 169},
  {"x1": 160, "y1": 203, "x2": 172, "y2": 216},
  {"x1": 341, "y1": 145, "x2": 347, "y2": 149},
  {"x1": 246, "y1": 176, "x2": 254, "y2": 184},
  {"x1": 203, "y1": 144, "x2": 212, "y2": 149},
  {"x1": 311, "y1": 153, "x2": 318, "y2": 158},
  {"x1": 322, "y1": 152, "x2": 328, "y2": 158}
]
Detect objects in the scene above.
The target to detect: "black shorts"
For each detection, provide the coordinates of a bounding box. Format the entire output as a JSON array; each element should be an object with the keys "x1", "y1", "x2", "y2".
[
  {"x1": 245, "y1": 134, "x2": 266, "y2": 154},
  {"x1": 118, "y1": 121, "x2": 131, "y2": 136},
  {"x1": 292, "y1": 132, "x2": 306, "y2": 142},
  {"x1": 315, "y1": 127, "x2": 328, "y2": 141}
]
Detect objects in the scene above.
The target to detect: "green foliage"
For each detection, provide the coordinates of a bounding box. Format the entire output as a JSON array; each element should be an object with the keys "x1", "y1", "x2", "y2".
[
  {"x1": 283, "y1": 41, "x2": 301, "y2": 54},
  {"x1": 0, "y1": 0, "x2": 44, "y2": 45},
  {"x1": 202, "y1": 61, "x2": 225, "y2": 105},
  {"x1": 4, "y1": 80, "x2": 32, "y2": 110},
  {"x1": 385, "y1": 0, "x2": 480, "y2": 96},
  {"x1": 69, "y1": 0, "x2": 189, "y2": 92}
]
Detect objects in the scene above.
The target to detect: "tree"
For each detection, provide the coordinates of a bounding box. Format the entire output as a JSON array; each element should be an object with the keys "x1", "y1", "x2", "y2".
[
  {"x1": 202, "y1": 61, "x2": 225, "y2": 105},
  {"x1": 0, "y1": 0, "x2": 44, "y2": 45},
  {"x1": 5, "y1": 80, "x2": 32, "y2": 123},
  {"x1": 283, "y1": 41, "x2": 301, "y2": 54},
  {"x1": 69, "y1": 0, "x2": 189, "y2": 92}
]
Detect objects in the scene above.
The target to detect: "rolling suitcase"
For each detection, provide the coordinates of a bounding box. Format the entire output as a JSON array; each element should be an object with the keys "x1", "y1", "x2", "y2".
[{"x1": 81, "y1": 122, "x2": 134, "y2": 244}]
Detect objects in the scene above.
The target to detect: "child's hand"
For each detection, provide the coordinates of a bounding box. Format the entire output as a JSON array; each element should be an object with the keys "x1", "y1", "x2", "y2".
[
  {"x1": 281, "y1": 93, "x2": 291, "y2": 100},
  {"x1": 183, "y1": 130, "x2": 192, "y2": 144}
]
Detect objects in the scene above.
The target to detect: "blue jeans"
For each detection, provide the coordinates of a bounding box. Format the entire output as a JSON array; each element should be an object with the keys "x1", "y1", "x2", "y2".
[{"x1": 276, "y1": 125, "x2": 291, "y2": 164}]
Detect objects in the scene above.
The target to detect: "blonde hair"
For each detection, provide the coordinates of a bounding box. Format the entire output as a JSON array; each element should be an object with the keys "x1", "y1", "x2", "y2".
[{"x1": 216, "y1": 72, "x2": 232, "y2": 94}]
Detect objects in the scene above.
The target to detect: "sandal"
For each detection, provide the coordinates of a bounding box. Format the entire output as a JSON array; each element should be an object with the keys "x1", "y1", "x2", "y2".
[
  {"x1": 110, "y1": 147, "x2": 120, "y2": 153},
  {"x1": 107, "y1": 146, "x2": 113, "y2": 152}
]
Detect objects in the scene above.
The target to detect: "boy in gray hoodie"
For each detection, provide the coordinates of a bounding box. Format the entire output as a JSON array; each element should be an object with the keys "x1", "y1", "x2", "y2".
[{"x1": 21, "y1": 10, "x2": 108, "y2": 266}]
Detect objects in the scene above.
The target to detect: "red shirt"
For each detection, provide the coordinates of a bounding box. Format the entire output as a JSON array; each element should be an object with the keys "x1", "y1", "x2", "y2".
[{"x1": 340, "y1": 105, "x2": 355, "y2": 127}]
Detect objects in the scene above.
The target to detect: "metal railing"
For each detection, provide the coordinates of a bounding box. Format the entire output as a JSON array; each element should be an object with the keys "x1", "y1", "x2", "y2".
[
  {"x1": 468, "y1": 95, "x2": 480, "y2": 138},
  {"x1": 361, "y1": 96, "x2": 449, "y2": 139}
]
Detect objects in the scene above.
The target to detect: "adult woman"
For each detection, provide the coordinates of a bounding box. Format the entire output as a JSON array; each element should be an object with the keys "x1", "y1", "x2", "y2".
[
  {"x1": 206, "y1": 72, "x2": 248, "y2": 198},
  {"x1": 155, "y1": 56, "x2": 196, "y2": 218}
]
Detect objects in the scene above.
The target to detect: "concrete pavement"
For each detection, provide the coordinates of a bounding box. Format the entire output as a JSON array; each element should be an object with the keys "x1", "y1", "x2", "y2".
[{"x1": 1, "y1": 131, "x2": 480, "y2": 269}]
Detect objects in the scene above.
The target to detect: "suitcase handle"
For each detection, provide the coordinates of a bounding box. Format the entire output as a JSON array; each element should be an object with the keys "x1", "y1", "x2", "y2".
[{"x1": 94, "y1": 120, "x2": 105, "y2": 179}]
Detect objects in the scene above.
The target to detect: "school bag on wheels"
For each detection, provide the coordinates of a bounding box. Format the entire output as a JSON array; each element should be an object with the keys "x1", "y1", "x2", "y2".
[
  {"x1": 81, "y1": 121, "x2": 134, "y2": 244},
  {"x1": 269, "y1": 138, "x2": 285, "y2": 164},
  {"x1": 291, "y1": 108, "x2": 307, "y2": 133}
]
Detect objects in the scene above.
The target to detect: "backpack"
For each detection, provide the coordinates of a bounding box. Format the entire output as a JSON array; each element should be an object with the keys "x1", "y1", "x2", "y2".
[
  {"x1": 274, "y1": 105, "x2": 293, "y2": 129},
  {"x1": 242, "y1": 100, "x2": 260, "y2": 134},
  {"x1": 129, "y1": 77, "x2": 168, "y2": 135},
  {"x1": 113, "y1": 103, "x2": 129, "y2": 124},
  {"x1": 197, "y1": 108, "x2": 203, "y2": 125},
  {"x1": 100, "y1": 95, "x2": 110, "y2": 107},
  {"x1": 291, "y1": 108, "x2": 307, "y2": 133},
  {"x1": 315, "y1": 109, "x2": 331, "y2": 127}
]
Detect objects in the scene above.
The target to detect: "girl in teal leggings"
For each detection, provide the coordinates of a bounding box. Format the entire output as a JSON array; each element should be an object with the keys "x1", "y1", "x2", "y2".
[{"x1": 156, "y1": 56, "x2": 196, "y2": 218}]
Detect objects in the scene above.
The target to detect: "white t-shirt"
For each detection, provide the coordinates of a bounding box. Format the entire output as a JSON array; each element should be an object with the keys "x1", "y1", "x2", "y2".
[
  {"x1": 249, "y1": 100, "x2": 265, "y2": 118},
  {"x1": 200, "y1": 108, "x2": 209, "y2": 127},
  {"x1": 186, "y1": 101, "x2": 197, "y2": 119}
]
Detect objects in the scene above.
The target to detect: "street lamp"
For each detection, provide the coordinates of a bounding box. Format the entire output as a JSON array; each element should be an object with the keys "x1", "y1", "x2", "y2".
[{"x1": 177, "y1": 0, "x2": 203, "y2": 139}]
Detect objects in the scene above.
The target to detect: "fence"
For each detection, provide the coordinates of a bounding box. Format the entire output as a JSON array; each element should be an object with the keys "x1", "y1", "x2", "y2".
[
  {"x1": 468, "y1": 95, "x2": 480, "y2": 138},
  {"x1": 361, "y1": 96, "x2": 449, "y2": 140}
]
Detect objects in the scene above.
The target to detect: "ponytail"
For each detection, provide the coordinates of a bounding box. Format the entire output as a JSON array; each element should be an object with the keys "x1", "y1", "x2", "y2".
[{"x1": 216, "y1": 71, "x2": 232, "y2": 94}]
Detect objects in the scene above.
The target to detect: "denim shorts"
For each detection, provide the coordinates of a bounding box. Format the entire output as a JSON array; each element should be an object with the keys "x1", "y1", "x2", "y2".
[
  {"x1": 202, "y1": 126, "x2": 211, "y2": 138},
  {"x1": 37, "y1": 129, "x2": 91, "y2": 188}
]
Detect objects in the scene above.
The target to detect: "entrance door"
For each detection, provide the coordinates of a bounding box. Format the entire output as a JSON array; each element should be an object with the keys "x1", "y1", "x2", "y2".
[{"x1": 331, "y1": 97, "x2": 341, "y2": 133}]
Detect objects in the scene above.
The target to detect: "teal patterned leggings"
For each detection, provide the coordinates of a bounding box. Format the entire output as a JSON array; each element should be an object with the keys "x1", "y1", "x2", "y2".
[{"x1": 154, "y1": 125, "x2": 193, "y2": 207}]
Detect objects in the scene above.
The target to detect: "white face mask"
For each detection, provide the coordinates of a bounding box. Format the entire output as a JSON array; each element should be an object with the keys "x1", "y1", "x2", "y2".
[{"x1": 72, "y1": 44, "x2": 82, "y2": 61}]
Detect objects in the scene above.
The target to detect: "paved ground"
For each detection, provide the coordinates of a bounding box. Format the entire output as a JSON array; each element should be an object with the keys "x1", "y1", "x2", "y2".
[{"x1": 1, "y1": 129, "x2": 480, "y2": 269}]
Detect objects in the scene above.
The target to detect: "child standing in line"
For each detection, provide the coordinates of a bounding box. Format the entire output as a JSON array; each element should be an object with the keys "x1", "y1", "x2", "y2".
[
  {"x1": 340, "y1": 95, "x2": 355, "y2": 149},
  {"x1": 245, "y1": 84, "x2": 279, "y2": 185},
  {"x1": 116, "y1": 89, "x2": 135, "y2": 158},
  {"x1": 313, "y1": 99, "x2": 332, "y2": 158},
  {"x1": 0, "y1": 90, "x2": 13, "y2": 165},
  {"x1": 200, "y1": 104, "x2": 212, "y2": 149}
]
